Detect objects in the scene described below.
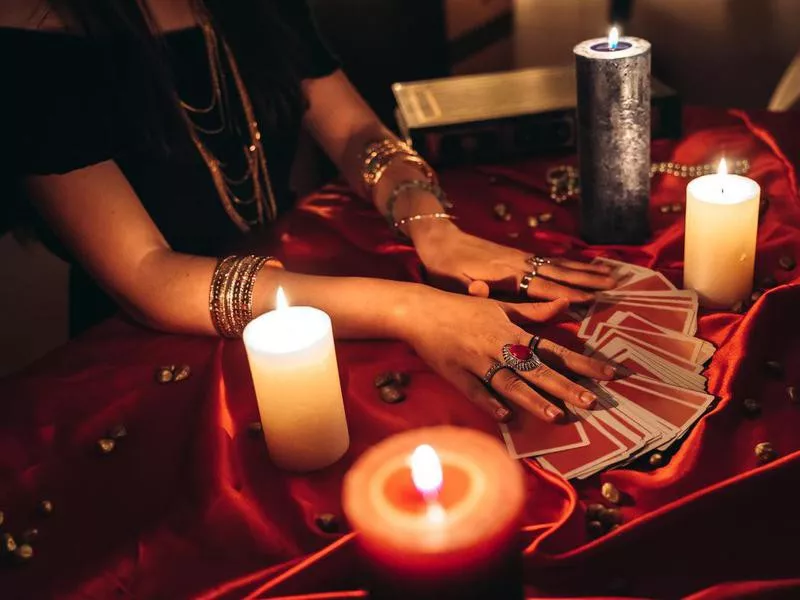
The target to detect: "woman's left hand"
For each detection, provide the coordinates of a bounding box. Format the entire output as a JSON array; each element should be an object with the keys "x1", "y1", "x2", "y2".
[{"x1": 412, "y1": 221, "x2": 617, "y2": 303}]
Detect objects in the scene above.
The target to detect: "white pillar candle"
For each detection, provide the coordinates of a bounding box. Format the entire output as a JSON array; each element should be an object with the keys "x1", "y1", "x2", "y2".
[
  {"x1": 684, "y1": 159, "x2": 761, "y2": 308},
  {"x1": 243, "y1": 288, "x2": 349, "y2": 472}
]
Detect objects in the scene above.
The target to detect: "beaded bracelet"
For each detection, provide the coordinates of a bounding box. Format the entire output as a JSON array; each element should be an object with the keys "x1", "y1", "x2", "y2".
[{"x1": 385, "y1": 179, "x2": 452, "y2": 227}]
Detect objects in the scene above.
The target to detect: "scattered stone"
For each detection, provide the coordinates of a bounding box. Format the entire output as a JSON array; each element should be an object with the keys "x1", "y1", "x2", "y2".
[
  {"x1": 392, "y1": 371, "x2": 410, "y2": 387},
  {"x1": 97, "y1": 438, "x2": 116, "y2": 455},
  {"x1": 787, "y1": 386, "x2": 798, "y2": 405},
  {"x1": 373, "y1": 372, "x2": 394, "y2": 388},
  {"x1": 247, "y1": 421, "x2": 263, "y2": 437},
  {"x1": 109, "y1": 424, "x2": 128, "y2": 440},
  {"x1": 670, "y1": 203, "x2": 683, "y2": 213},
  {"x1": 538, "y1": 212, "x2": 553, "y2": 223},
  {"x1": 586, "y1": 520, "x2": 604, "y2": 539},
  {"x1": 493, "y1": 203, "x2": 508, "y2": 219},
  {"x1": 527, "y1": 216, "x2": 539, "y2": 228},
  {"x1": 586, "y1": 503, "x2": 605, "y2": 520},
  {"x1": 173, "y1": 365, "x2": 191, "y2": 382},
  {"x1": 755, "y1": 441, "x2": 777, "y2": 464},
  {"x1": 778, "y1": 255, "x2": 796, "y2": 271},
  {"x1": 742, "y1": 398, "x2": 762, "y2": 417},
  {"x1": 379, "y1": 385, "x2": 406, "y2": 404},
  {"x1": 601, "y1": 482, "x2": 622, "y2": 505},
  {"x1": 315, "y1": 513, "x2": 340, "y2": 534},
  {"x1": 600, "y1": 508, "x2": 623, "y2": 526},
  {"x1": 659, "y1": 205, "x2": 671, "y2": 214},
  {"x1": 500, "y1": 212, "x2": 512, "y2": 222},
  {"x1": 1, "y1": 533, "x2": 16, "y2": 554},
  {"x1": 155, "y1": 366, "x2": 175, "y2": 384},
  {"x1": 765, "y1": 360, "x2": 784, "y2": 379},
  {"x1": 38, "y1": 500, "x2": 53, "y2": 517},
  {"x1": 649, "y1": 453, "x2": 664, "y2": 467},
  {"x1": 508, "y1": 232, "x2": 520, "y2": 239},
  {"x1": 750, "y1": 290, "x2": 763, "y2": 304},
  {"x1": 13, "y1": 544, "x2": 33, "y2": 562},
  {"x1": 732, "y1": 300, "x2": 746, "y2": 314},
  {"x1": 21, "y1": 529, "x2": 38, "y2": 544}
]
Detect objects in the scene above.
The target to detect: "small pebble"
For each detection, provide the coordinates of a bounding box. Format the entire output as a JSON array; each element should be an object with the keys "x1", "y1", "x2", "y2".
[
  {"x1": 379, "y1": 385, "x2": 406, "y2": 404},
  {"x1": 109, "y1": 424, "x2": 128, "y2": 440},
  {"x1": 21, "y1": 529, "x2": 38, "y2": 544},
  {"x1": 1, "y1": 533, "x2": 16, "y2": 554},
  {"x1": 13, "y1": 544, "x2": 33, "y2": 562},
  {"x1": 670, "y1": 203, "x2": 683, "y2": 213},
  {"x1": 787, "y1": 386, "x2": 798, "y2": 404},
  {"x1": 755, "y1": 441, "x2": 777, "y2": 464},
  {"x1": 374, "y1": 372, "x2": 394, "y2": 388},
  {"x1": 779, "y1": 255, "x2": 796, "y2": 271},
  {"x1": 392, "y1": 371, "x2": 410, "y2": 387},
  {"x1": 600, "y1": 508, "x2": 623, "y2": 526},
  {"x1": 173, "y1": 364, "x2": 191, "y2": 382},
  {"x1": 649, "y1": 452, "x2": 664, "y2": 467},
  {"x1": 742, "y1": 398, "x2": 761, "y2": 417},
  {"x1": 315, "y1": 513, "x2": 340, "y2": 534},
  {"x1": 97, "y1": 438, "x2": 116, "y2": 455},
  {"x1": 538, "y1": 212, "x2": 553, "y2": 223},
  {"x1": 659, "y1": 205, "x2": 671, "y2": 214},
  {"x1": 732, "y1": 300, "x2": 746, "y2": 314},
  {"x1": 247, "y1": 421, "x2": 263, "y2": 437},
  {"x1": 586, "y1": 520, "x2": 604, "y2": 539},
  {"x1": 586, "y1": 503, "x2": 605, "y2": 520},
  {"x1": 155, "y1": 366, "x2": 175, "y2": 384},
  {"x1": 761, "y1": 276, "x2": 777, "y2": 289},
  {"x1": 38, "y1": 500, "x2": 53, "y2": 516},
  {"x1": 750, "y1": 290, "x2": 763, "y2": 304},
  {"x1": 527, "y1": 216, "x2": 539, "y2": 228},
  {"x1": 765, "y1": 360, "x2": 784, "y2": 379},
  {"x1": 500, "y1": 212, "x2": 512, "y2": 222},
  {"x1": 601, "y1": 482, "x2": 622, "y2": 505},
  {"x1": 493, "y1": 203, "x2": 508, "y2": 218}
]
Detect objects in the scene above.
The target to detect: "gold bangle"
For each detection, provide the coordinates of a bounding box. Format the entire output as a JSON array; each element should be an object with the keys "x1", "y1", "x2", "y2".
[
  {"x1": 209, "y1": 254, "x2": 278, "y2": 338},
  {"x1": 393, "y1": 212, "x2": 457, "y2": 237}
]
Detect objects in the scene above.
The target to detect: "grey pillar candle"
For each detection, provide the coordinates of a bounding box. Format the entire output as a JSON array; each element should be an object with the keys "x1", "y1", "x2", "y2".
[{"x1": 574, "y1": 33, "x2": 651, "y2": 244}]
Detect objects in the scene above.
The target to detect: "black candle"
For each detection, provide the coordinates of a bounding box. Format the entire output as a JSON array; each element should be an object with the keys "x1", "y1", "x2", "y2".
[{"x1": 574, "y1": 32, "x2": 651, "y2": 244}]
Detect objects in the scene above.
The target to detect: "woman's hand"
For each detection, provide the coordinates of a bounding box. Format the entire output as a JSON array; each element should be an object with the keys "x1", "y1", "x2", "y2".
[
  {"x1": 403, "y1": 287, "x2": 621, "y2": 423},
  {"x1": 410, "y1": 220, "x2": 617, "y2": 303}
]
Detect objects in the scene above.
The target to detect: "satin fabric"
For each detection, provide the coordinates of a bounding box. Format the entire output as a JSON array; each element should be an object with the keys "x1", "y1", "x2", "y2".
[{"x1": 1, "y1": 108, "x2": 799, "y2": 599}]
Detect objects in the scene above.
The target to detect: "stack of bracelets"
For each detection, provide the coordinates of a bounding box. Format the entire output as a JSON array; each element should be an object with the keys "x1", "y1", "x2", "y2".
[
  {"x1": 360, "y1": 138, "x2": 454, "y2": 237},
  {"x1": 208, "y1": 138, "x2": 448, "y2": 337},
  {"x1": 209, "y1": 254, "x2": 281, "y2": 338}
]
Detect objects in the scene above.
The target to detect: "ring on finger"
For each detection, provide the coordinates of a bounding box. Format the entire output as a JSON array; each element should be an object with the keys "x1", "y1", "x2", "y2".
[
  {"x1": 501, "y1": 343, "x2": 543, "y2": 372},
  {"x1": 528, "y1": 335, "x2": 542, "y2": 352},
  {"x1": 482, "y1": 361, "x2": 509, "y2": 385},
  {"x1": 527, "y1": 255, "x2": 552, "y2": 267},
  {"x1": 519, "y1": 267, "x2": 538, "y2": 296}
]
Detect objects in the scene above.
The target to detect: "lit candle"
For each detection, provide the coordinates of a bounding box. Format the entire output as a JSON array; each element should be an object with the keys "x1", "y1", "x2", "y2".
[
  {"x1": 684, "y1": 158, "x2": 761, "y2": 308},
  {"x1": 574, "y1": 27, "x2": 652, "y2": 244},
  {"x1": 342, "y1": 427, "x2": 525, "y2": 600},
  {"x1": 243, "y1": 287, "x2": 349, "y2": 471}
]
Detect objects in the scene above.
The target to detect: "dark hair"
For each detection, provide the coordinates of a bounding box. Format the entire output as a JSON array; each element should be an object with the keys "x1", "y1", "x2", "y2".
[{"x1": 46, "y1": 0, "x2": 311, "y2": 152}]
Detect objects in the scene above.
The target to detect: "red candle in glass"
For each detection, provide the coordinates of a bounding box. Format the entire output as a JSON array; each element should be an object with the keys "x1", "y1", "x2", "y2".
[{"x1": 342, "y1": 426, "x2": 525, "y2": 600}]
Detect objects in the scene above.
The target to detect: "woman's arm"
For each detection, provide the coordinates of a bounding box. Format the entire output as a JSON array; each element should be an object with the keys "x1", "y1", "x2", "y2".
[{"x1": 24, "y1": 159, "x2": 412, "y2": 338}]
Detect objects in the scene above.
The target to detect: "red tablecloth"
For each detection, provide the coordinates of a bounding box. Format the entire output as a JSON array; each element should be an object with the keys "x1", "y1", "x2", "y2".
[{"x1": 2, "y1": 108, "x2": 800, "y2": 599}]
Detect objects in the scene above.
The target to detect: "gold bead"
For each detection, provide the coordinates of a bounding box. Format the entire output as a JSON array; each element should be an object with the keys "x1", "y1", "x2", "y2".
[
  {"x1": 174, "y1": 365, "x2": 192, "y2": 382},
  {"x1": 97, "y1": 438, "x2": 116, "y2": 455},
  {"x1": 755, "y1": 441, "x2": 777, "y2": 464},
  {"x1": 601, "y1": 482, "x2": 622, "y2": 505},
  {"x1": 155, "y1": 366, "x2": 175, "y2": 384},
  {"x1": 527, "y1": 216, "x2": 539, "y2": 228}
]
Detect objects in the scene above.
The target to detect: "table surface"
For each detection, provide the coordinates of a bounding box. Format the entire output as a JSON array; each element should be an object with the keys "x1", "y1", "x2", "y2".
[{"x1": 1, "y1": 107, "x2": 800, "y2": 600}]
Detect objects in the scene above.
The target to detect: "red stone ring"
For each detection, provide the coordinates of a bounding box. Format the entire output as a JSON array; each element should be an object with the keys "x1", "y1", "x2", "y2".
[{"x1": 502, "y1": 343, "x2": 543, "y2": 372}]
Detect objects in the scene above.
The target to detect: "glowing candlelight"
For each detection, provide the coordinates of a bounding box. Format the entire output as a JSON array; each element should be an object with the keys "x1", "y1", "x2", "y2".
[{"x1": 608, "y1": 26, "x2": 620, "y2": 50}]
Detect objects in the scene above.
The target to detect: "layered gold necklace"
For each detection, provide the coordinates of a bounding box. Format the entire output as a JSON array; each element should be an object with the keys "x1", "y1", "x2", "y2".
[{"x1": 179, "y1": 9, "x2": 277, "y2": 231}]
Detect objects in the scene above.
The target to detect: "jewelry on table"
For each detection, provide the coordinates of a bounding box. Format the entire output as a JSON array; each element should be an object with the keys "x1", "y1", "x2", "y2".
[
  {"x1": 545, "y1": 159, "x2": 750, "y2": 204},
  {"x1": 501, "y1": 343, "x2": 543, "y2": 372}
]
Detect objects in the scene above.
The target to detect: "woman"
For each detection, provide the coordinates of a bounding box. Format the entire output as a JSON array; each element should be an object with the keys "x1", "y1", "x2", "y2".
[{"x1": 1, "y1": 0, "x2": 621, "y2": 424}]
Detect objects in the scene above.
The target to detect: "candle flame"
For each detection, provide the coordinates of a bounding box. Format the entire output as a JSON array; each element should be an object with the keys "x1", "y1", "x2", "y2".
[
  {"x1": 717, "y1": 157, "x2": 728, "y2": 176},
  {"x1": 608, "y1": 26, "x2": 620, "y2": 50},
  {"x1": 410, "y1": 444, "x2": 443, "y2": 496},
  {"x1": 275, "y1": 286, "x2": 289, "y2": 310}
]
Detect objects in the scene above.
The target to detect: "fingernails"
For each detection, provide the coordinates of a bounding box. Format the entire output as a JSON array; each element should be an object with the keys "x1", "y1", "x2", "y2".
[
  {"x1": 495, "y1": 407, "x2": 512, "y2": 422},
  {"x1": 604, "y1": 363, "x2": 633, "y2": 378},
  {"x1": 604, "y1": 363, "x2": 618, "y2": 377},
  {"x1": 545, "y1": 405, "x2": 563, "y2": 421},
  {"x1": 580, "y1": 391, "x2": 597, "y2": 408}
]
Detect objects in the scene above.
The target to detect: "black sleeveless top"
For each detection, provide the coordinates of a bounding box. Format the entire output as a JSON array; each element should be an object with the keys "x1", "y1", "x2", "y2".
[{"x1": 0, "y1": 2, "x2": 338, "y2": 332}]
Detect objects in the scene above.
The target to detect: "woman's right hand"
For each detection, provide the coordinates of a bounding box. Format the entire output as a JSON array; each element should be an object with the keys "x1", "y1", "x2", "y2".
[{"x1": 404, "y1": 288, "x2": 622, "y2": 423}]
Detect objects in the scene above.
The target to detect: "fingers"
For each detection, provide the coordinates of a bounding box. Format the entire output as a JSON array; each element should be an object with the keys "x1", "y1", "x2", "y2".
[
  {"x1": 490, "y1": 368, "x2": 564, "y2": 423},
  {"x1": 448, "y1": 367, "x2": 513, "y2": 422},
  {"x1": 536, "y1": 263, "x2": 617, "y2": 290},
  {"x1": 535, "y1": 338, "x2": 622, "y2": 381},
  {"x1": 467, "y1": 280, "x2": 491, "y2": 298},
  {"x1": 551, "y1": 258, "x2": 613, "y2": 275},
  {"x1": 525, "y1": 275, "x2": 595, "y2": 303},
  {"x1": 500, "y1": 297, "x2": 568, "y2": 324},
  {"x1": 516, "y1": 361, "x2": 597, "y2": 410}
]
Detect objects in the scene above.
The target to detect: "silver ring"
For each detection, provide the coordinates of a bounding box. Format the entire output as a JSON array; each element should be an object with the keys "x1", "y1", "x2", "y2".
[
  {"x1": 502, "y1": 343, "x2": 544, "y2": 372},
  {"x1": 519, "y1": 267, "x2": 538, "y2": 295},
  {"x1": 527, "y1": 256, "x2": 552, "y2": 267},
  {"x1": 482, "y1": 361, "x2": 507, "y2": 385},
  {"x1": 528, "y1": 335, "x2": 542, "y2": 352}
]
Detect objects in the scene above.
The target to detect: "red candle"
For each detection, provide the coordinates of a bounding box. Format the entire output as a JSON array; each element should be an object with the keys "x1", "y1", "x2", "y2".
[{"x1": 342, "y1": 426, "x2": 525, "y2": 600}]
